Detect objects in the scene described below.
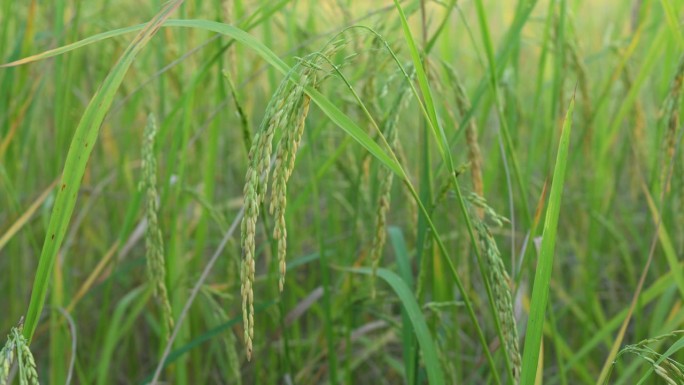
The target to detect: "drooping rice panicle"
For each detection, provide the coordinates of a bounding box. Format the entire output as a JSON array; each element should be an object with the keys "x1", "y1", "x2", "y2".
[
  {"x1": 468, "y1": 193, "x2": 520, "y2": 384},
  {"x1": 605, "y1": 331, "x2": 684, "y2": 385},
  {"x1": 239, "y1": 70, "x2": 299, "y2": 359},
  {"x1": 240, "y1": 41, "x2": 346, "y2": 359},
  {"x1": 269, "y1": 71, "x2": 312, "y2": 293},
  {"x1": 140, "y1": 114, "x2": 174, "y2": 340}
]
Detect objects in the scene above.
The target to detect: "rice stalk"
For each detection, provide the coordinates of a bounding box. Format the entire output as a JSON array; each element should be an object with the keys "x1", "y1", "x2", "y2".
[
  {"x1": 369, "y1": 76, "x2": 413, "y2": 297},
  {"x1": 393, "y1": 138, "x2": 418, "y2": 226},
  {"x1": 416, "y1": 175, "x2": 453, "y2": 300},
  {"x1": 222, "y1": 70, "x2": 252, "y2": 153},
  {"x1": 415, "y1": 163, "x2": 470, "y2": 298},
  {"x1": 140, "y1": 113, "x2": 174, "y2": 340}
]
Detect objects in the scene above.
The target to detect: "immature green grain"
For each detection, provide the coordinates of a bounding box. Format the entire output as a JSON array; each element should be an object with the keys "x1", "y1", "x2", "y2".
[
  {"x1": 475, "y1": 221, "x2": 521, "y2": 384},
  {"x1": 269, "y1": 42, "x2": 349, "y2": 294},
  {"x1": 0, "y1": 334, "x2": 15, "y2": 385},
  {"x1": 369, "y1": 167, "x2": 392, "y2": 298},
  {"x1": 662, "y1": 359, "x2": 684, "y2": 380},
  {"x1": 240, "y1": 75, "x2": 296, "y2": 359},
  {"x1": 270, "y1": 72, "x2": 312, "y2": 292},
  {"x1": 19, "y1": 344, "x2": 38, "y2": 385},
  {"x1": 469, "y1": 194, "x2": 520, "y2": 384},
  {"x1": 604, "y1": 330, "x2": 684, "y2": 384},
  {"x1": 140, "y1": 114, "x2": 174, "y2": 340},
  {"x1": 240, "y1": 43, "x2": 344, "y2": 359},
  {"x1": 0, "y1": 326, "x2": 39, "y2": 385},
  {"x1": 634, "y1": 355, "x2": 683, "y2": 385},
  {"x1": 13, "y1": 329, "x2": 38, "y2": 385},
  {"x1": 654, "y1": 364, "x2": 677, "y2": 385},
  {"x1": 240, "y1": 163, "x2": 258, "y2": 359}
]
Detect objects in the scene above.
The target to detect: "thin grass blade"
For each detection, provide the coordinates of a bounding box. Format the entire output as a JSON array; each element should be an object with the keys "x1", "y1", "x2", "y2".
[
  {"x1": 520, "y1": 95, "x2": 575, "y2": 383},
  {"x1": 346, "y1": 267, "x2": 445, "y2": 385}
]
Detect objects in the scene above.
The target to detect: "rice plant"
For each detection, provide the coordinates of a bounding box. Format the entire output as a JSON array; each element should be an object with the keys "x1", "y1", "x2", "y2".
[{"x1": 2, "y1": 1, "x2": 684, "y2": 384}]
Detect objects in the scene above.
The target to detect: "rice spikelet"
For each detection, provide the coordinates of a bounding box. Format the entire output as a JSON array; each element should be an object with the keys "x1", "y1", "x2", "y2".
[
  {"x1": 270, "y1": 72, "x2": 312, "y2": 292},
  {"x1": 604, "y1": 330, "x2": 684, "y2": 383},
  {"x1": 469, "y1": 193, "x2": 521, "y2": 384},
  {"x1": 1, "y1": 325, "x2": 39, "y2": 385},
  {"x1": 0, "y1": 335, "x2": 15, "y2": 385},
  {"x1": 240, "y1": 73, "x2": 298, "y2": 359},
  {"x1": 240, "y1": 41, "x2": 346, "y2": 359},
  {"x1": 140, "y1": 113, "x2": 174, "y2": 340},
  {"x1": 268, "y1": 42, "x2": 346, "y2": 291},
  {"x1": 15, "y1": 329, "x2": 38, "y2": 385}
]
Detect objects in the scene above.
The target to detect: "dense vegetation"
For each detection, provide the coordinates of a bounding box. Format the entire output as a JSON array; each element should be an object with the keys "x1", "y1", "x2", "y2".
[{"x1": 1, "y1": 0, "x2": 684, "y2": 384}]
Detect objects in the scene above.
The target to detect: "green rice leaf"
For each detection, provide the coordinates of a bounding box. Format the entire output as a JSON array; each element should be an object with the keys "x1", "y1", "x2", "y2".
[
  {"x1": 21, "y1": 0, "x2": 184, "y2": 342},
  {"x1": 520, "y1": 95, "x2": 575, "y2": 383},
  {"x1": 346, "y1": 267, "x2": 445, "y2": 385}
]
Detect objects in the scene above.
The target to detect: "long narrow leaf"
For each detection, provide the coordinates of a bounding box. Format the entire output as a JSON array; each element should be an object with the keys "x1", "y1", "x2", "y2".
[
  {"x1": 520, "y1": 96, "x2": 575, "y2": 383},
  {"x1": 2, "y1": 19, "x2": 404, "y2": 177},
  {"x1": 21, "y1": 0, "x2": 184, "y2": 342}
]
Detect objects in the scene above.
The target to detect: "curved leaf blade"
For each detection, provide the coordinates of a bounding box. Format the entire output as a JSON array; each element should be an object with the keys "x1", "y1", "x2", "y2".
[
  {"x1": 520, "y1": 96, "x2": 575, "y2": 383},
  {"x1": 21, "y1": 0, "x2": 184, "y2": 342},
  {"x1": 346, "y1": 267, "x2": 445, "y2": 385}
]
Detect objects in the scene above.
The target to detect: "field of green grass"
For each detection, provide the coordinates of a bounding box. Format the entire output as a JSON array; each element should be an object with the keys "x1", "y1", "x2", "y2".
[{"x1": 1, "y1": 0, "x2": 684, "y2": 384}]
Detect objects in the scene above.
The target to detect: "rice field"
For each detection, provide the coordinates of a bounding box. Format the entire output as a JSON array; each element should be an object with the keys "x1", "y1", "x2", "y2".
[{"x1": 1, "y1": 0, "x2": 684, "y2": 384}]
